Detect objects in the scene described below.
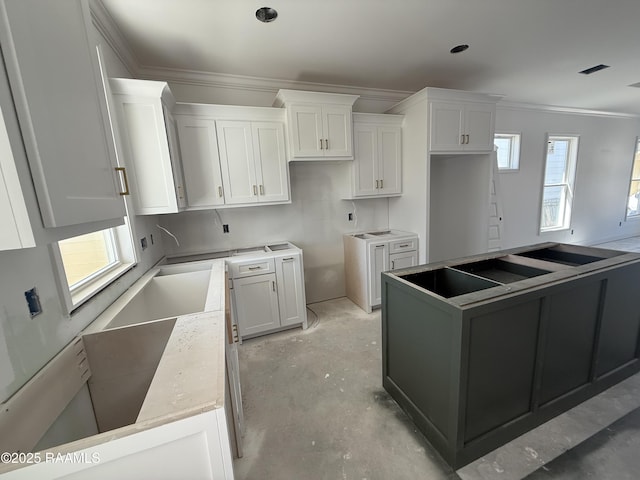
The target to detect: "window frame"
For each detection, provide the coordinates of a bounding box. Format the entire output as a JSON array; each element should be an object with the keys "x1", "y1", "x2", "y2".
[
  {"x1": 494, "y1": 132, "x2": 521, "y2": 172},
  {"x1": 51, "y1": 218, "x2": 137, "y2": 313},
  {"x1": 539, "y1": 134, "x2": 580, "y2": 233},
  {"x1": 625, "y1": 137, "x2": 640, "y2": 220}
]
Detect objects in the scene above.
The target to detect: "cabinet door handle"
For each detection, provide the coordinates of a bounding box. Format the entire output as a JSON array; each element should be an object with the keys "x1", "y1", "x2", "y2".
[
  {"x1": 380, "y1": 179, "x2": 384, "y2": 189},
  {"x1": 259, "y1": 184, "x2": 264, "y2": 195},
  {"x1": 391, "y1": 260, "x2": 395, "y2": 269},
  {"x1": 319, "y1": 139, "x2": 324, "y2": 150},
  {"x1": 115, "y1": 167, "x2": 130, "y2": 196},
  {"x1": 218, "y1": 186, "x2": 223, "y2": 197},
  {"x1": 324, "y1": 139, "x2": 329, "y2": 150},
  {"x1": 460, "y1": 134, "x2": 465, "y2": 145},
  {"x1": 465, "y1": 134, "x2": 470, "y2": 144},
  {"x1": 253, "y1": 185, "x2": 258, "y2": 195},
  {"x1": 375, "y1": 179, "x2": 379, "y2": 189},
  {"x1": 272, "y1": 281, "x2": 276, "y2": 292}
]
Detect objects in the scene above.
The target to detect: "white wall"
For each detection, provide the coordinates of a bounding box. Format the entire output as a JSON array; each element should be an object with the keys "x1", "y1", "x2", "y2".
[
  {"x1": 0, "y1": 25, "x2": 164, "y2": 407},
  {"x1": 495, "y1": 105, "x2": 640, "y2": 249},
  {"x1": 162, "y1": 162, "x2": 389, "y2": 303}
]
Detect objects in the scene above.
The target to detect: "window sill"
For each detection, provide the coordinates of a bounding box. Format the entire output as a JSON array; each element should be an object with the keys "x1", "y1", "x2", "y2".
[{"x1": 69, "y1": 262, "x2": 135, "y2": 311}]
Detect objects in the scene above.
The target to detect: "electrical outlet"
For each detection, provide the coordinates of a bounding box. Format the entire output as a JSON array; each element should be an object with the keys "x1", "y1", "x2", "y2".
[
  {"x1": 348, "y1": 213, "x2": 353, "y2": 221},
  {"x1": 223, "y1": 224, "x2": 229, "y2": 233},
  {"x1": 141, "y1": 236, "x2": 148, "y2": 250},
  {"x1": 25, "y1": 287, "x2": 42, "y2": 317}
]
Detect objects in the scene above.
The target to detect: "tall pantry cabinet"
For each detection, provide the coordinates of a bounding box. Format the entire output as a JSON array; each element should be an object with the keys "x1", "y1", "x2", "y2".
[{"x1": 386, "y1": 87, "x2": 500, "y2": 263}]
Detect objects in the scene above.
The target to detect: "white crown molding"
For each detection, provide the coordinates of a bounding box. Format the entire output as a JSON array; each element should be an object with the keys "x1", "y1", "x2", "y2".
[
  {"x1": 497, "y1": 100, "x2": 640, "y2": 119},
  {"x1": 135, "y1": 65, "x2": 413, "y2": 107},
  {"x1": 90, "y1": 0, "x2": 139, "y2": 77}
]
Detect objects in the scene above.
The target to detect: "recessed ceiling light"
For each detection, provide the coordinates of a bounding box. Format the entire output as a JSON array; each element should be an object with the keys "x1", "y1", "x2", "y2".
[
  {"x1": 450, "y1": 44, "x2": 469, "y2": 54},
  {"x1": 256, "y1": 7, "x2": 278, "y2": 23},
  {"x1": 579, "y1": 64, "x2": 610, "y2": 75}
]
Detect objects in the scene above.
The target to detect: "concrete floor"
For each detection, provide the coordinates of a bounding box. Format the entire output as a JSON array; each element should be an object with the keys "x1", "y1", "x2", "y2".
[{"x1": 232, "y1": 296, "x2": 640, "y2": 480}]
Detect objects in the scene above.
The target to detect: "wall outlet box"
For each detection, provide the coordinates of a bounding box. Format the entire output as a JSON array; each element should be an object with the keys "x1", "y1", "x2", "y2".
[{"x1": 25, "y1": 287, "x2": 42, "y2": 317}]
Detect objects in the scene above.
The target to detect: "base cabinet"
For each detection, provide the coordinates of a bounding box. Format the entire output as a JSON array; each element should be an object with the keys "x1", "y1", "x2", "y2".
[
  {"x1": 344, "y1": 231, "x2": 418, "y2": 313},
  {"x1": 229, "y1": 249, "x2": 307, "y2": 340},
  {"x1": 382, "y1": 243, "x2": 640, "y2": 469}
]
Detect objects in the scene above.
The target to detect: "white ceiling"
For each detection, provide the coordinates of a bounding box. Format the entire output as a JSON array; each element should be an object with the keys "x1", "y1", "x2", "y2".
[{"x1": 98, "y1": 0, "x2": 640, "y2": 114}]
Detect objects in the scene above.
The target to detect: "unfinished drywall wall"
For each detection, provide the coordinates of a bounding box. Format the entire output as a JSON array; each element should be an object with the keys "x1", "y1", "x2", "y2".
[{"x1": 162, "y1": 162, "x2": 390, "y2": 303}]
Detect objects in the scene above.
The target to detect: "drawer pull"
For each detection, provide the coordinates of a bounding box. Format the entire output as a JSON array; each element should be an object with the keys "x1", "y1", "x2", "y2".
[
  {"x1": 248, "y1": 266, "x2": 262, "y2": 270},
  {"x1": 282, "y1": 257, "x2": 294, "y2": 261},
  {"x1": 398, "y1": 243, "x2": 410, "y2": 248}
]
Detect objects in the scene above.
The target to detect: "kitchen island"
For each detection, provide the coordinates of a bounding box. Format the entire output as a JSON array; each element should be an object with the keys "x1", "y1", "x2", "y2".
[
  {"x1": 0, "y1": 259, "x2": 237, "y2": 479},
  {"x1": 382, "y1": 243, "x2": 640, "y2": 468}
]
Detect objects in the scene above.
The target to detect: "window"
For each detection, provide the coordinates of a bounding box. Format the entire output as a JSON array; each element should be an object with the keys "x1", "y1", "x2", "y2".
[
  {"x1": 626, "y1": 138, "x2": 640, "y2": 219},
  {"x1": 494, "y1": 133, "x2": 521, "y2": 171},
  {"x1": 54, "y1": 220, "x2": 136, "y2": 311},
  {"x1": 540, "y1": 135, "x2": 579, "y2": 232},
  {"x1": 58, "y1": 229, "x2": 119, "y2": 291}
]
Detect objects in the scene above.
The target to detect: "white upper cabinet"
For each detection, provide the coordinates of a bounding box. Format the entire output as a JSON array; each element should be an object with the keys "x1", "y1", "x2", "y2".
[
  {"x1": 176, "y1": 116, "x2": 225, "y2": 209},
  {"x1": 217, "y1": 120, "x2": 289, "y2": 205},
  {"x1": 429, "y1": 99, "x2": 496, "y2": 153},
  {"x1": 351, "y1": 113, "x2": 402, "y2": 198},
  {"x1": 0, "y1": 95, "x2": 34, "y2": 251},
  {"x1": 273, "y1": 89, "x2": 358, "y2": 160},
  {"x1": 174, "y1": 103, "x2": 290, "y2": 209},
  {"x1": 0, "y1": 0, "x2": 126, "y2": 228},
  {"x1": 110, "y1": 78, "x2": 186, "y2": 215}
]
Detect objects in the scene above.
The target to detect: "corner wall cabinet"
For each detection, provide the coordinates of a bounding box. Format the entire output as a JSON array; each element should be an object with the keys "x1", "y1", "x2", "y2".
[
  {"x1": 110, "y1": 78, "x2": 186, "y2": 215},
  {"x1": 0, "y1": 0, "x2": 126, "y2": 227},
  {"x1": 273, "y1": 89, "x2": 358, "y2": 160},
  {"x1": 382, "y1": 243, "x2": 640, "y2": 469},
  {"x1": 350, "y1": 113, "x2": 402, "y2": 198},
  {"x1": 173, "y1": 103, "x2": 291, "y2": 209}
]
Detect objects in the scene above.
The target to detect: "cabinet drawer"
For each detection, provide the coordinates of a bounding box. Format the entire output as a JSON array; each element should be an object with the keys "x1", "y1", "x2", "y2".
[
  {"x1": 229, "y1": 258, "x2": 275, "y2": 278},
  {"x1": 389, "y1": 237, "x2": 418, "y2": 254}
]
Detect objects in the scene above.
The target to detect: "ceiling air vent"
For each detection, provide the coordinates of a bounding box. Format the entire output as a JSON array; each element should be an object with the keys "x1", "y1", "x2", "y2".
[
  {"x1": 579, "y1": 64, "x2": 610, "y2": 75},
  {"x1": 629, "y1": 82, "x2": 640, "y2": 88}
]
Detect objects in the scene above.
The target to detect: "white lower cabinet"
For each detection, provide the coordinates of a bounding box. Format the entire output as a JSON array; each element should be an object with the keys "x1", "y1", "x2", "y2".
[
  {"x1": 229, "y1": 248, "x2": 307, "y2": 340},
  {"x1": 233, "y1": 273, "x2": 280, "y2": 338},
  {"x1": 344, "y1": 231, "x2": 419, "y2": 313}
]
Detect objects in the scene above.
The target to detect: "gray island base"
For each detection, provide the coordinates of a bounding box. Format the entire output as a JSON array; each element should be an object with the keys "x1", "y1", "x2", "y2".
[{"x1": 381, "y1": 243, "x2": 640, "y2": 468}]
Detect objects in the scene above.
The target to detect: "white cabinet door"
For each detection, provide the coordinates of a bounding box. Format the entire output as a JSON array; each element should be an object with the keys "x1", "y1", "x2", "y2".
[
  {"x1": 112, "y1": 95, "x2": 180, "y2": 214},
  {"x1": 429, "y1": 101, "x2": 465, "y2": 152},
  {"x1": 389, "y1": 251, "x2": 418, "y2": 271},
  {"x1": 368, "y1": 242, "x2": 389, "y2": 308},
  {"x1": 0, "y1": 0, "x2": 126, "y2": 227},
  {"x1": 353, "y1": 124, "x2": 378, "y2": 196},
  {"x1": 0, "y1": 95, "x2": 34, "y2": 251},
  {"x1": 177, "y1": 116, "x2": 226, "y2": 208},
  {"x1": 378, "y1": 126, "x2": 402, "y2": 195},
  {"x1": 252, "y1": 122, "x2": 289, "y2": 203},
  {"x1": 323, "y1": 104, "x2": 352, "y2": 157},
  {"x1": 275, "y1": 254, "x2": 306, "y2": 327},
  {"x1": 233, "y1": 273, "x2": 280, "y2": 338},
  {"x1": 464, "y1": 102, "x2": 495, "y2": 151},
  {"x1": 289, "y1": 104, "x2": 323, "y2": 157},
  {"x1": 217, "y1": 121, "x2": 258, "y2": 205}
]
